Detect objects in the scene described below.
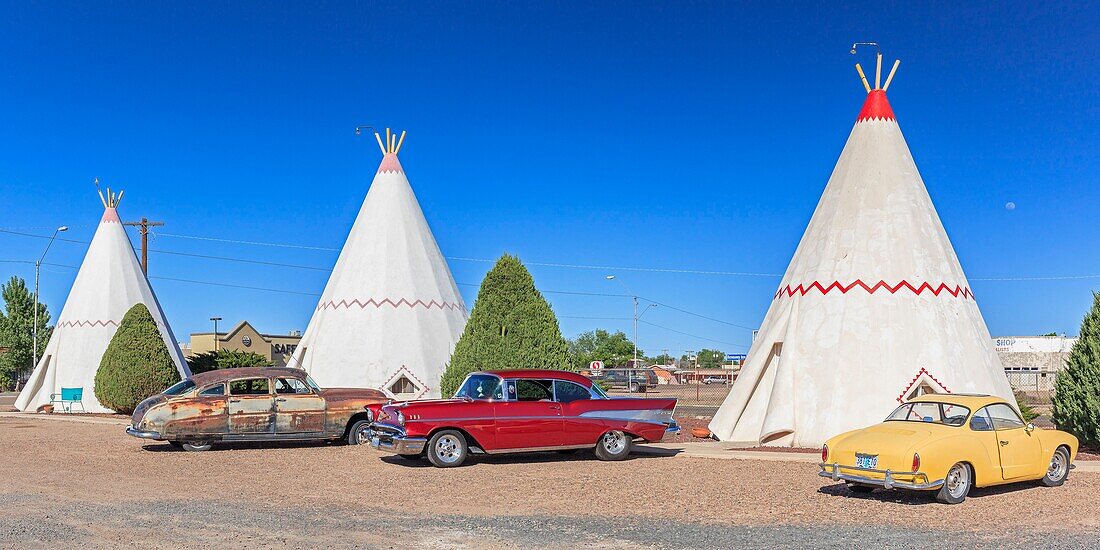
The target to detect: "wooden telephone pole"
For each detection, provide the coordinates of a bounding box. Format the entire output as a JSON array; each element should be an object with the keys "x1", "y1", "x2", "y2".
[{"x1": 122, "y1": 217, "x2": 164, "y2": 275}]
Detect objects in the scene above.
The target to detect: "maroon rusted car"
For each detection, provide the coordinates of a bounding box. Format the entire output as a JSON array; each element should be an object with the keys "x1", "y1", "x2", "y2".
[
  {"x1": 368, "y1": 370, "x2": 679, "y2": 467},
  {"x1": 126, "y1": 367, "x2": 388, "y2": 451}
]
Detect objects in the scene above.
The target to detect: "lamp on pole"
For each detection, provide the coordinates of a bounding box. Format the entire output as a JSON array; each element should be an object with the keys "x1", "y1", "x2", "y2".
[
  {"x1": 605, "y1": 275, "x2": 656, "y2": 367},
  {"x1": 32, "y1": 226, "x2": 68, "y2": 386},
  {"x1": 210, "y1": 317, "x2": 222, "y2": 352}
]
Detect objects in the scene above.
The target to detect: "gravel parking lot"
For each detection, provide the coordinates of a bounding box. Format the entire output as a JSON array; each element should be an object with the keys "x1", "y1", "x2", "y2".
[{"x1": 2, "y1": 415, "x2": 1098, "y2": 548}]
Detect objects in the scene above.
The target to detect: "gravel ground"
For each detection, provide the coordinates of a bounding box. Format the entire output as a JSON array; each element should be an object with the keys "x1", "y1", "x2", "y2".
[{"x1": 2, "y1": 416, "x2": 1098, "y2": 548}]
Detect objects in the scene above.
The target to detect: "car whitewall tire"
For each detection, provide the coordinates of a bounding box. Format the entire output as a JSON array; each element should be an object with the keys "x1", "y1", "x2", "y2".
[{"x1": 181, "y1": 441, "x2": 212, "y2": 452}]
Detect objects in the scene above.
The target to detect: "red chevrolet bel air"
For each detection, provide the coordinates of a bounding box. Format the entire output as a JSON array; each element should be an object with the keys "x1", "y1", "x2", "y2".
[{"x1": 367, "y1": 370, "x2": 679, "y2": 467}]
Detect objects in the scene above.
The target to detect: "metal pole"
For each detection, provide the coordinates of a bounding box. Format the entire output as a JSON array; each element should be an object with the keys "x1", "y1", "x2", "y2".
[
  {"x1": 632, "y1": 295, "x2": 638, "y2": 366},
  {"x1": 31, "y1": 260, "x2": 39, "y2": 387}
]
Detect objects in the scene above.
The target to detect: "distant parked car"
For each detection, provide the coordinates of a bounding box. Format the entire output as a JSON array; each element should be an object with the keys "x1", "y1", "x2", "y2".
[
  {"x1": 590, "y1": 369, "x2": 656, "y2": 393},
  {"x1": 701, "y1": 376, "x2": 729, "y2": 385},
  {"x1": 126, "y1": 367, "x2": 389, "y2": 451},
  {"x1": 368, "y1": 370, "x2": 679, "y2": 467}
]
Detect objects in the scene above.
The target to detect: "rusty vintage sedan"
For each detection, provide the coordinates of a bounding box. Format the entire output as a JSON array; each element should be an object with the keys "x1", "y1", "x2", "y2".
[{"x1": 126, "y1": 367, "x2": 389, "y2": 451}]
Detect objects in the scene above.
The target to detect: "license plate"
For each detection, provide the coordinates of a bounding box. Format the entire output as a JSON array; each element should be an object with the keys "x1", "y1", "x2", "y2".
[
  {"x1": 370, "y1": 436, "x2": 380, "y2": 448},
  {"x1": 855, "y1": 454, "x2": 878, "y2": 469}
]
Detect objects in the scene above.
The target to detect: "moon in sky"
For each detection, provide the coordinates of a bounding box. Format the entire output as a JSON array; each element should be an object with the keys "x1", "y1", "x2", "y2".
[{"x1": 1005, "y1": 202, "x2": 1016, "y2": 211}]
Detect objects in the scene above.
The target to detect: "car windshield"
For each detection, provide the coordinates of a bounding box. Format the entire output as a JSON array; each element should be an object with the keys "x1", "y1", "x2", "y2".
[
  {"x1": 454, "y1": 374, "x2": 503, "y2": 400},
  {"x1": 304, "y1": 375, "x2": 322, "y2": 392},
  {"x1": 885, "y1": 402, "x2": 971, "y2": 427},
  {"x1": 162, "y1": 380, "x2": 196, "y2": 396}
]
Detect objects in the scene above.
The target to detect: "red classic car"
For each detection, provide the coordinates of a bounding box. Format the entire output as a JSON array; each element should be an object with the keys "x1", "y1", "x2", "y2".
[{"x1": 367, "y1": 369, "x2": 679, "y2": 467}]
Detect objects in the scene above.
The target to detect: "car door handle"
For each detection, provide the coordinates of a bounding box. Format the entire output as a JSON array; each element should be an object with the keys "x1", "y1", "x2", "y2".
[
  {"x1": 275, "y1": 398, "x2": 287, "y2": 402},
  {"x1": 999, "y1": 440, "x2": 1009, "y2": 446},
  {"x1": 228, "y1": 399, "x2": 240, "y2": 403},
  {"x1": 548, "y1": 405, "x2": 560, "y2": 410}
]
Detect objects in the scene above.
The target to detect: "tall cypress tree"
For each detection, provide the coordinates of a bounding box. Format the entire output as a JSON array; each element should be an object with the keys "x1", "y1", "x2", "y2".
[
  {"x1": 440, "y1": 254, "x2": 570, "y2": 396},
  {"x1": 94, "y1": 303, "x2": 181, "y2": 414},
  {"x1": 1052, "y1": 292, "x2": 1100, "y2": 446}
]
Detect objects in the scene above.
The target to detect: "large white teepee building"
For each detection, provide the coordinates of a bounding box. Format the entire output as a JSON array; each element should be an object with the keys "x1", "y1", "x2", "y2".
[
  {"x1": 289, "y1": 130, "x2": 467, "y2": 399},
  {"x1": 16, "y1": 191, "x2": 190, "y2": 413},
  {"x1": 709, "y1": 56, "x2": 1013, "y2": 447}
]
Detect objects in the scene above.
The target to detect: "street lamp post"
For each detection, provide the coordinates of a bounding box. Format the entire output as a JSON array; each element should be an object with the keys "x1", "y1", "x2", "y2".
[
  {"x1": 210, "y1": 317, "x2": 222, "y2": 352},
  {"x1": 31, "y1": 226, "x2": 68, "y2": 387}
]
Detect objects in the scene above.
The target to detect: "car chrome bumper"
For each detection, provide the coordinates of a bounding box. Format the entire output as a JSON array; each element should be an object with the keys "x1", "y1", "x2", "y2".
[
  {"x1": 665, "y1": 420, "x2": 681, "y2": 436},
  {"x1": 126, "y1": 426, "x2": 165, "y2": 441},
  {"x1": 367, "y1": 423, "x2": 427, "y2": 455},
  {"x1": 819, "y1": 462, "x2": 944, "y2": 490}
]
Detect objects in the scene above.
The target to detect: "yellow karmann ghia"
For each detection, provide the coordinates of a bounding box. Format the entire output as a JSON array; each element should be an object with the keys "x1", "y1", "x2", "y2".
[{"x1": 819, "y1": 394, "x2": 1078, "y2": 504}]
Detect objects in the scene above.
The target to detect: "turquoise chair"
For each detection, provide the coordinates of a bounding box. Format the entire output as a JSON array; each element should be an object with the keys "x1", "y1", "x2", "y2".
[{"x1": 49, "y1": 387, "x2": 85, "y2": 413}]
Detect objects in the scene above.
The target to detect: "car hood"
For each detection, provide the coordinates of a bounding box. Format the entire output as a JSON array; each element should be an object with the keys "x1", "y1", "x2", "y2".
[{"x1": 131, "y1": 393, "x2": 171, "y2": 426}]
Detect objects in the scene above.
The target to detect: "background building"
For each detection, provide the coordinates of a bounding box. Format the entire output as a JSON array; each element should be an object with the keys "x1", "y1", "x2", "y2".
[
  {"x1": 189, "y1": 321, "x2": 302, "y2": 367},
  {"x1": 995, "y1": 335, "x2": 1077, "y2": 392}
]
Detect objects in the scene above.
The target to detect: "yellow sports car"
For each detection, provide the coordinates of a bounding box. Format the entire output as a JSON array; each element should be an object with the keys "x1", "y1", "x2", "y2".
[{"x1": 819, "y1": 394, "x2": 1078, "y2": 504}]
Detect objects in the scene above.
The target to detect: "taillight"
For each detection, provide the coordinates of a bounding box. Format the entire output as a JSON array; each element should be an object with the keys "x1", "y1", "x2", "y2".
[
  {"x1": 912, "y1": 453, "x2": 921, "y2": 472},
  {"x1": 821, "y1": 444, "x2": 829, "y2": 462}
]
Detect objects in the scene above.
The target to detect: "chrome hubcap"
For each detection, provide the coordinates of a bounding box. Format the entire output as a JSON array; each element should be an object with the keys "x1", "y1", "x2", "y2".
[
  {"x1": 602, "y1": 431, "x2": 626, "y2": 454},
  {"x1": 435, "y1": 435, "x2": 462, "y2": 464},
  {"x1": 355, "y1": 426, "x2": 371, "y2": 445},
  {"x1": 1048, "y1": 451, "x2": 1067, "y2": 480},
  {"x1": 946, "y1": 464, "x2": 969, "y2": 498}
]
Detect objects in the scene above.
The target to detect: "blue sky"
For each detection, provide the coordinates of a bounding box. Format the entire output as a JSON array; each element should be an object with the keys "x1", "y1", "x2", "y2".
[{"x1": 1, "y1": 1, "x2": 1097, "y2": 356}]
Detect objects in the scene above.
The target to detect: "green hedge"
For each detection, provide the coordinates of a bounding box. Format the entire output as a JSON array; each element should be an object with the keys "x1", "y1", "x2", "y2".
[{"x1": 94, "y1": 303, "x2": 181, "y2": 414}]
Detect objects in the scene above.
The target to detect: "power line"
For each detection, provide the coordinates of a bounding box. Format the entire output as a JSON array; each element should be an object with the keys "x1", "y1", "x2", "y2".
[
  {"x1": 149, "y1": 275, "x2": 322, "y2": 297},
  {"x1": 638, "y1": 321, "x2": 748, "y2": 349}
]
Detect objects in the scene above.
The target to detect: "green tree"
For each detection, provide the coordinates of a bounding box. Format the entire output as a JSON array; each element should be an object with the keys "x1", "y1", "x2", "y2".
[
  {"x1": 1014, "y1": 390, "x2": 1040, "y2": 424},
  {"x1": 1052, "y1": 292, "x2": 1100, "y2": 446},
  {"x1": 94, "y1": 303, "x2": 181, "y2": 414},
  {"x1": 651, "y1": 353, "x2": 674, "y2": 366},
  {"x1": 440, "y1": 254, "x2": 570, "y2": 396},
  {"x1": 567, "y1": 329, "x2": 639, "y2": 369},
  {"x1": 696, "y1": 348, "x2": 726, "y2": 369},
  {"x1": 0, "y1": 276, "x2": 53, "y2": 391},
  {"x1": 187, "y1": 349, "x2": 273, "y2": 374}
]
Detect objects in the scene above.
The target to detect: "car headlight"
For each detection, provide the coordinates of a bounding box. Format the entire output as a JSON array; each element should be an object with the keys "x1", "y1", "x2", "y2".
[{"x1": 396, "y1": 410, "x2": 405, "y2": 426}]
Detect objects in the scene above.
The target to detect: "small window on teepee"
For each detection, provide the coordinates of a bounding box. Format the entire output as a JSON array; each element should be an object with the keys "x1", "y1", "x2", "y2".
[
  {"x1": 389, "y1": 376, "x2": 420, "y2": 397},
  {"x1": 907, "y1": 382, "x2": 938, "y2": 400}
]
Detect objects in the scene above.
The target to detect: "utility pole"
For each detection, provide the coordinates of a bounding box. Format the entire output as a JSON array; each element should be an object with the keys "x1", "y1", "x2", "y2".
[{"x1": 123, "y1": 217, "x2": 164, "y2": 275}]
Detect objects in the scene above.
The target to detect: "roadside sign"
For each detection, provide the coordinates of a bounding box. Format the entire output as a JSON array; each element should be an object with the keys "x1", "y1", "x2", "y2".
[
  {"x1": 589, "y1": 360, "x2": 604, "y2": 370},
  {"x1": 726, "y1": 353, "x2": 746, "y2": 361}
]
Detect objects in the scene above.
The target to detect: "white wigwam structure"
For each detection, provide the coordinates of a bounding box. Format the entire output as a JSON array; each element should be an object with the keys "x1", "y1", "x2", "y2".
[
  {"x1": 16, "y1": 190, "x2": 190, "y2": 413},
  {"x1": 709, "y1": 53, "x2": 1013, "y2": 447},
  {"x1": 289, "y1": 129, "x2": 467, "y2": 399}
]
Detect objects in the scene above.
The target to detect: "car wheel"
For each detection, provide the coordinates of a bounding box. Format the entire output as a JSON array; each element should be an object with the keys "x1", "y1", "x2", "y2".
[
  {"x1": 845, "y1": 481, "x2": 875, "y2": 494},
  {"x1": 594, "y1": 430, "x2": 632, "y2": 461},
  {"x1": 181, "y1": 441, "x2": 212, "y2": 452},
  {"x1": 628, "y1": 383, "x2": 640, "y2": 393},
  {"x1": 936, "y1": 462, "x2": 971, "y2": 504},
  {"x1": 427, "y1": 430, "x2": 468, "y2": 468},
  {"x1": 168, "y1": 441, "x2": 183, "y2": 449},
  {"x1": 347, "y1": 419, "x2": 373, "y2": 446},
  {"x1": 1041, "y1": 446, "x2": 1071, "y2": 487}
]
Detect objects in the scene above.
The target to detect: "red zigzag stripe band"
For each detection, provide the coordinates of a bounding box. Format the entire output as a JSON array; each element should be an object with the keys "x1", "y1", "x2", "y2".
[
  {"x1": 316, "y1": 298, "x2": 466, "y2": 312},
  {"x1": 58, "y1": 319, "x2": 120, "y2": 328},
  {"x1": 775, "y1": 279, "x2": 973, "y2": 300}
]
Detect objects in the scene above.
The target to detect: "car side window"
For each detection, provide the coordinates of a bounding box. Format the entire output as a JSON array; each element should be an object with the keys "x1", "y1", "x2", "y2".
[
  {"x1": 199, "y1": 383, "x2": 225, "y2": 396},
  {"x1": 515, "y1": 379, "x2": 554, "y2": 402},
  {"x1": 554, "y1": 381, "x2": 591, "y2": 403},
  {"x1": 230, "y1": 378, "x2": 270, "y2": 396},
  {"x1": 969, "y1": 407, "x2": 994, "y2": 431},
  {"x1": 274, "y1": 377, "x2": 311, "y2": 395},
  {"x1": 986, "y1": 403, "x2": 1025, "y2": 430}
]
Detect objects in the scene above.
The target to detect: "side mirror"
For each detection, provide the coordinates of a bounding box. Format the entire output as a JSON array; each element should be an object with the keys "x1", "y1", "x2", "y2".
[{"x1": 1025, "y1": 423, "x2": 1035, "y2": 434}]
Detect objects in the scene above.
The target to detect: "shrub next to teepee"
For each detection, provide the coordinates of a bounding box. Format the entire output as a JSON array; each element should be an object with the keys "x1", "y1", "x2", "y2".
[
  {"x1": 94, "y1": 303, "x2": 181, "y2": 414},
  {"x1": 1052, "y1": 292, "x2": 1100, "y2": 446},
  {"x1": 440, "y1": 254, "x2": 570, "y2": 396}
]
